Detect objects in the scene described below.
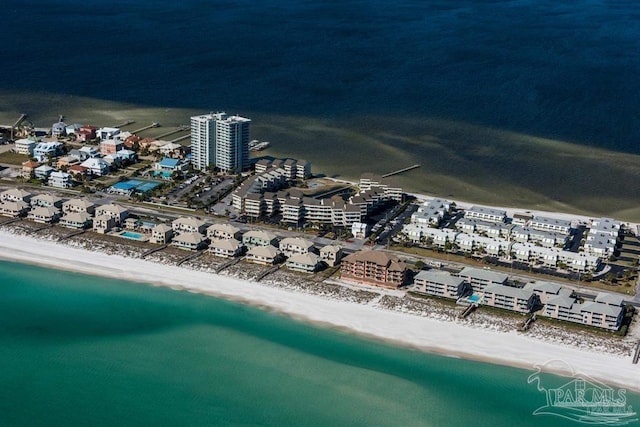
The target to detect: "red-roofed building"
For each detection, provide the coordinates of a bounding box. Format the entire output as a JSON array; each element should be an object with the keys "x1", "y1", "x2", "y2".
[
  {"x1": 77, "y1": 126, "x2": 97, "y2": 142},
  {"x1": 67, "y1": 164, "x2": 89, "y2": 177},
  {"x1": 341, "y1": 251, "x2": 407, "y2": 288}
]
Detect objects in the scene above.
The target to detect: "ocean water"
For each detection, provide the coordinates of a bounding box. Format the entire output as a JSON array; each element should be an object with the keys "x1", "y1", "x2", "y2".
[
  {"x1": 0, "y1": 259, "x2": 637, "y2": 426},
  {"x1": 2, "y1": 0, "x2": 640, "y2": 152}
]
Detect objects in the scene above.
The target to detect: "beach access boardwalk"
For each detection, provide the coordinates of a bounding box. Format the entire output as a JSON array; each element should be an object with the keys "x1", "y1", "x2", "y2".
[
  {"x1": 215, "y1": 256, "x2": 244, "y2": 273},
  {"x1": 58, "y1": 229, "x2": 86, "y2": 241},
  {"x1": 141, "y1": 244, "x2": 168, "y2": 258},
  {"x1": 176, "y1": 250, "x2": 205, "y2": 266},
  {"x1": 255, "y1": 264, "x2": 282, "y2": 282}
]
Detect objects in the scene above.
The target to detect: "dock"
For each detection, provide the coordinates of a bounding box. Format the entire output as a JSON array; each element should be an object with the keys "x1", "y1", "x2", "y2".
[
  {"x1": 58, "y1": 229, "x2": 86, "y2": 241},
  {"x1": 141, "y1": 244, "x2": 168, "y2": 258},
  {"x1": 131, "y1": 122, "x2": 160, "y2": 134},
  {"x1": 176, "y1": 250, "x2": 204, "y2": 266},
  {"x1": 113, "y1": 120, "x2": 135, "y2": 129},
  {"x1": 381, "y1": 164, "x2": 420, "y2": 178},
  {"x1": 154, "y1": 127, "x2": 188, "y2": 139},
  {"x1": 169, "y1": 134, "x2": 191, "y2": 144},
  {"x1": 255, "y1": 264, "x2": 282, "y2": 282}
]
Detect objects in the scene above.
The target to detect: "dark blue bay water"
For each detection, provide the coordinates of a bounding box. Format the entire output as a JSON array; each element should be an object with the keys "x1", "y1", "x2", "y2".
[
  {"x1": 1, "y1": 259, "x2": 636, "y2": 426},
  {"x1": 2, "y1": 0, "x2": 640, "y2": 152}
]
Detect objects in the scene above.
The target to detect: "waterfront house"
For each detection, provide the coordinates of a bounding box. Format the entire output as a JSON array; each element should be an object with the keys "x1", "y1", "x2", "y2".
[
  {"x1": 97, "y1": 127, "x2": 120, "y2": 140},
  {"x1": 0, "y1": 189, "x2": 32, "y2": 203},
  {"x1": 48, "y1": 171, "x2": 73, "y2": 188},
  {"x1": 172, "y1": 232, "x2": 207, "y2": 251},
  {"x1": 59, "y1": 212, "x2": 93, "y2": 229},
  {"x1": 56, "y1": 156, "x2": 80, "y2": 168},
  {"x1": 153, "y1": 157, "x2": 187, "y2": 178},
  {"x1": 93, "y1": 215, "x2": 117, "y2": 234},
  {"x1": 62, "y1": 198, "x2": 95, "y2": 215},
  {"x1": 320, "y1": 244, "x2": 343, "y2": 267},
  {"x1": 246, "y1": 245, "x2": 283, "y2": 265},
  {"x1": 412, "y1": 270, "x2": 472, "y2": 300},
  {"x1": 77, "y1": 126, "x2": 97, "y2": 142},
  {"x1": 242, "y1": 230, "x2": 279, "y2": 248},
  {"x1": 51, "y1": 122, "x2": 67, "y2": 137},
  {"x1": 286, "y1": 252, "x2": 321, "y2": 273},
  {"x1": 457, "y1": 267, "x2": 508, "y2": 292},
  {"x1": 590, "y1": 218, "x2": 622, "y2": 238},
  {"x1": 65, "y1": 123, "x2": 82, "y2": 136},
  {"x1": 512, "y1": 212, "x2": 533, "y2": 226},
  {"x1": 30, "y1": 194, "x2": 62, "y2": 209},
  {"x1": 172, "y1": 217, "x2": 207, "y2": 235},
  {"x1": 0, "y1": 200, "x2": 29, "y2": 217},
  {"x1": 482, "y1": 284, "x2": 539, "y2": 314},
  {"x1": 95, "y1": 204, "x2": 129, "y2": 224},
  {"x1": 279, "y1": 237, "x2": 316, "y2": 258},
  {"x1": 27, "y1": 206, "x2": 60, "y2": 224},
  {"x1": 208, "y1": 238, "x2": 244, "y2": 258},
  {"x1": 150, "y1": 223, "x2": 174, "y2": 244},
  {"x1": 206, "y1": 223, "x2": 241, "y2": 241},
  {"x1": 341, "y1": 251, "x2": 407, "y2": 288}
]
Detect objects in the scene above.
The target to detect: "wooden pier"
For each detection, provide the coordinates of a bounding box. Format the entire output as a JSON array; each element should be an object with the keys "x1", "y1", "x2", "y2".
[
  {"x1": 215, "y1": 256, "x2": 243, "y2": 273},
  {"x1": 176, "y1": 250, "x2": 204, "y2": 266},
  {"x1": 169, "y1": 134, "x2": 191, "y2": 144},
  {"x1": 131, "y1": 122, "x2": 160, "y2": 134},
  {"x1": 521, "y1": 314, "x2": 536, "y2": 331},
  {"x1": 381, "y1": 164, "x2": 420, "y2": 178},
  {"x1": 154, "y1": 127, "x2": 188, "y2": 139},
  {"x1": 58, "y1": 229, "x2": 86, "y2": 241},
  {"x1": 459, "y1": 303, "x2": 477, "y2": 319},
  {"x1": 255, "y1": 264, "x2": 282, "y2": 282},
  {"x1": 0, "y1": 217, "x2": 22, "y2": 226},
  {"x1": 141, "y1": 244, "x2": 168, "y2": 258},
  {"x1": 112, "y1": 120, "x2": 135, "y2": 129}
]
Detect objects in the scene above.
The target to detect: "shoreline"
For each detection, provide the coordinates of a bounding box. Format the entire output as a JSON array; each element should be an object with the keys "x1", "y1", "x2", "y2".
[{"x1": 1, "y1": 229, "x2": 639, "y2": 392}]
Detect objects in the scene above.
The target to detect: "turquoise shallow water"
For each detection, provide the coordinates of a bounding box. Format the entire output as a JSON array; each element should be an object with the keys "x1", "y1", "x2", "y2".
[{"x1": 0, "y1": 259, "x2": 637, "y2": 426}]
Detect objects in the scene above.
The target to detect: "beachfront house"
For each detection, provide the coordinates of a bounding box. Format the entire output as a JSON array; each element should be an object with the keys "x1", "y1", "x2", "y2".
[
  {"x1": 33, "y1": 142, "x2": 64, "y2": 161},
  {"x1": 0, "y1": 200, "x2": 29, "y2": 217},
  {"x1": 246, "y1": 245, "x2": 283, "y2": 265},
  {"x1": 206, "y1": 223, "x2": 242, "y2": 241},
  {"x1": 59, "y1": 212, "x2": 93, "y2": 229},
  {"x1": 97, "y1": 127, "x2": 120, "y2": 140},
  {"x1": 279, "y1": 237, "x2": 316, "y2": 258},
  {"x1": 286, "y1": 252, "x2": 321, "y2": 273},
  {"x1": 172, "y1": 232, "x2": 207, "y2": 251},
  {"x1": 99, "y1": 139, "x2": 124, "y2": 156},
  {"x1": 150, "y1": 224, "x2": 174, "y2": 244},
  {"x1": 34, "y1": 165, "x2": 55, "y2": 180},
  {"x1": 51, "y1": 121, "x2": 67, "y2": 137},
  {"x1": 93, "y1": 215, "x2": 117, "y2": 234},
  {"x1": 242, "y1": 230, "x2": 279, "y2": 248},
  {"x1": 172, "y1": 217, "x2": 207, "y2": 235},
  {"x1": 95, "y1": 204, "x2": 129, "y2": 224},
  {"x1": 153, "y1": 157, "x2": 187, "y2": 178},
  {"x1": 62, "y1": 199, "x2": 95, "y2": 215},
  {"x1": 412, "y1": 270, "x2": 473, "y2": 300},
  {"x1": 340, "y1": 251, "x2": 407, "y2": 288},
  {"x1": 457, "y1": 267, "x2": 508, "y2": 293},
  {"x1": 30, "y1": 194, "x2": 62, "y2": 209},
  {"x1": 27, "y1": 206, "x2": 60, "y2": 224},
  {"x1": 1, "y1": 189, "x2": 32, "y2": 204},
  {"x1": 320, "y1": 244, "x2": 343, "y2": 267},
  {"x1": 208, "y1": 238, "x2": 244, "y2": 258}
]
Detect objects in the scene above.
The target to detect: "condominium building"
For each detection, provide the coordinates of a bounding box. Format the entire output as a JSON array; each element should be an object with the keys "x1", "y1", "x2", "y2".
[
  {"x1": 341, "y1": 251, "x2": 407, "y2": 288},
  {"x1": 464, "y1": 206, "x2": 507, "y2": 223},
  {"x1": 457, "y1": 267, "x2": 508, "y2": 292},
  {"x1": 482, "y1": 284, "x2": 539, "y2": 313},
  {"x1": 412, "y1": 270, "x2": 472, "y2": 300},
  {"x1": 190, "y1": 112, "x2": 251, "y2": 172}
]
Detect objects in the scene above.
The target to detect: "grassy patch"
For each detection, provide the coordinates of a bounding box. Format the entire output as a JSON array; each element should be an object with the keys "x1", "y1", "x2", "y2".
[{"x1": 0, "y1": 151, "x2": 29, "y2": 165}]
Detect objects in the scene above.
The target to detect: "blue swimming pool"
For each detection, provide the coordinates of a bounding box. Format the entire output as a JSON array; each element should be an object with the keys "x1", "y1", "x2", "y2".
[
  {"x1": 468, "y1": 294, "x2": 481, "y2": 303},
  {"x1": 119, "y1": 231, "x2": 146, "y2": 240}
]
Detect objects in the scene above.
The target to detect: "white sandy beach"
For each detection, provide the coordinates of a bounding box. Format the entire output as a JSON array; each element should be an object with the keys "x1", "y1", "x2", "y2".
[{"x1": 0, "y1": 229, "x2": 638, "y2": 391}]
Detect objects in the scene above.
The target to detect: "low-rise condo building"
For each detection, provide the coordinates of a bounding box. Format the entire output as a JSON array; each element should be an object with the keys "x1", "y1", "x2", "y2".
[
  {"x1": 457, "y1": 267, "x2": 508, "y2": 292},
  {"x1": 464, "y1": 206, "x2": 506, "y2": 223},
  {"x1": 482, "y1": 284, "x2": 539, "y2": 314},
  {"x1": 412, "y1": 270, "x2": 472, "y2": 300},
  {"x1": 341, "y1": 251, "x2": 407, "y2": 288}
]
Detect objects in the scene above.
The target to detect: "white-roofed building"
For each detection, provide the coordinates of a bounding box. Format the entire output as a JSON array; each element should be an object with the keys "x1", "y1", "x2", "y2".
[
  {"x1": 59, "y1": 212, "x2": 93, "y2": 229},
  {"x1": 62, "y1": 199, "x2": 95, "y2": 215},
  {"x1": 27, "y1": 206, "x2": 60, "y2": 224},
  {"x1": 150, "y1": 224, "x2": 174, "y2": 244},
  {"x1": 242, "y1": 230, "x2": 278, "y2": 248},
  {"x1": 279, "y1": 237, "x2": 316, "y2": 257},
  {"x1": 206, "y1": 223, "x2": 241, "y2": 240},
  {"x1": 464, "y1": 206, "x2": 506, "y2": 223},
  {"x1": 48, "y1": 171, "x2": 73, "y2": 188},
  {"x1": 209, "y1": 239, "x2": 244, "y2": 258},
  {"x1": 80, "y1": 157, "x2": 110, "y2": 176},
  {"x1": 172, "y1": 217, "x2": 207, "y2": 235},
  {"x1": 458, "y1": 267, "x2": 508, "y2": 292},
  {"x1": 30, "y1": 194, "x2": 62, "y2": 209},
  {"x1": 0, "y1": 189, "x2": 32, "y2": 203},
  {"x1": 172, "y1": 232, "x2": 207, "y2": 251},
  {"x1": 286, "y1": 252, "x2": 321, "y2": 273},
  {"x1": 95, "y1": 204, "x2": 129, "y2": 224},
  {"x1": 529, "y1": 215, "x2": 572, "y2": 234},
  {"x1": 482, "y1": 284, "x2": 539, "y2": 313},
  {"x1": 0, "y1": 200, "x2": 29, "y2": 217},
  {"x1": 412, "y1": 270, "x2": 473, "y2": 300},
  {"x1": 246, "y1": 245, "x2": 282, "y2": 265}
]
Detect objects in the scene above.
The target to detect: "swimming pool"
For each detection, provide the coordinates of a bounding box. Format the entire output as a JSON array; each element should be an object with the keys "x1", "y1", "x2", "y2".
[
  {"x1": 119, "y1": 231, "x2": 146, "y2": 241},
  {"x1": 468, "y1": 294, "x2": 481, "y2": 303}
]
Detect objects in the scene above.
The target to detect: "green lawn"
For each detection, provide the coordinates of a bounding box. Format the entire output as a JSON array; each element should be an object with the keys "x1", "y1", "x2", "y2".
[{"x1": 0, "y1": 151, "x2": 29, "y2": 165}]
